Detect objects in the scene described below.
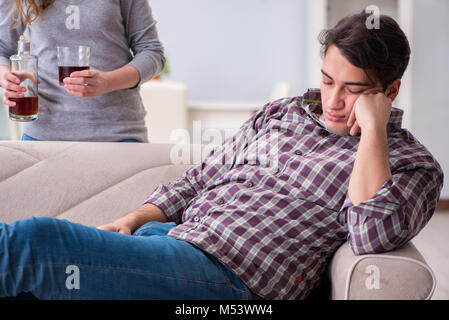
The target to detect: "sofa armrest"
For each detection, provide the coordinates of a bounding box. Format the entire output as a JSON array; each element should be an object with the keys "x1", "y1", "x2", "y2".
[{"x1": 328, "y1": 241, "x2": 435, "y2": 300}]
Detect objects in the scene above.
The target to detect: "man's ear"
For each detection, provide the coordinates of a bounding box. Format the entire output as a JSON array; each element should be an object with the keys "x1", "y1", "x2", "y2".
[{"x1": 385, "y1": 79, "x2": 401, "y2": 102}]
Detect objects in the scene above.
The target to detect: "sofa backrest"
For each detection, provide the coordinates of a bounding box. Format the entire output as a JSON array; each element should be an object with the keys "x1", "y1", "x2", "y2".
[{"x1": 0, "y1": 141, "x2": 197, "y2": 226}]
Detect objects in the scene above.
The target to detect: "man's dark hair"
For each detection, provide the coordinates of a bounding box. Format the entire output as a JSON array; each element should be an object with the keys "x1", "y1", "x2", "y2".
[{"x1": 319, "y1": 11, "x2": 411, "y2": 91}]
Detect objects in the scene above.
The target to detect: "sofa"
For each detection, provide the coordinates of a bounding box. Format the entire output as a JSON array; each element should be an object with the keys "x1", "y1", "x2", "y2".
[{"x1": 0, "y1": 140, "x2": 436, "y2": 300}]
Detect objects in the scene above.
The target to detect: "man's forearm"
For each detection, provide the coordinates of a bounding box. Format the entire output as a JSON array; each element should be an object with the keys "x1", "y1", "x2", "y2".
[
  {"x1": 116, "y1": 203, "x2": 168, "y2": 233},
  {"x1": 348, "y1": 126, "x2": 392, "y2": 206}
]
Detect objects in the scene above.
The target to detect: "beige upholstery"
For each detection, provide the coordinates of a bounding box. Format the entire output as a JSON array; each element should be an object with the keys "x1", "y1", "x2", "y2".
[
  {"x1": 0, "y1": 140, "x2": 436, "y2": 300},
  {"x1": 0, "y1": 141, "x2": 192, "y2": 225},
  {"x1": 329, "y1": 242, "x2": 435, "y2": 300},
  {"x1": 140, "y1": 80, "x2": 188, "y2": 144}
]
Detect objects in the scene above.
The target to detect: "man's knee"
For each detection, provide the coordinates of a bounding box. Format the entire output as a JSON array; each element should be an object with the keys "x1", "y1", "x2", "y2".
[{"x1": 11, "y1": 217, "x2": 62, "y2": 243}]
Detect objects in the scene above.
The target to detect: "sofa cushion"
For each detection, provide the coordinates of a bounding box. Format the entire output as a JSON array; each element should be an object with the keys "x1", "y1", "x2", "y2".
[{"x1": 0, "y1": 141, "x2": 193, "y2": 226}]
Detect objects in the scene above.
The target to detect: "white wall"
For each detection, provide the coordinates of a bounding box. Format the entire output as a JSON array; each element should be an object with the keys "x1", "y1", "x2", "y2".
[
  {"x1": 409, "y1": 0, "x2": 449, "y2": 198},
  {"x1": 327, "y1": 0, "x2": 398, "y2": 27},
  {"x1": 149, "y1": 0, "x2": 309, "y2": 102}
]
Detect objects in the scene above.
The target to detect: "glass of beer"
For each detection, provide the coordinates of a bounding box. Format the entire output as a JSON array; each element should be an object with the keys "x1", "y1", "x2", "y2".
[
  {"x1": 9, "y1": 54, "x2": 39, "y2": 122},
  {"x1": 57, "y1": 46, "x2": 90, "y2": 85}
]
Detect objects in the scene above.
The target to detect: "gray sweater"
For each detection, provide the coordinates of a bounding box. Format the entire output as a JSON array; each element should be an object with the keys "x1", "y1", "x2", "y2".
[{"x1": 0, "y1": 0, "x2": 165, "y2": 142}]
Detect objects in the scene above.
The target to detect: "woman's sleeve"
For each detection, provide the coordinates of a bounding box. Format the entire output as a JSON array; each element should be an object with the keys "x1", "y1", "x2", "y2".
[
  {"x1": 0, "y1": 2, "x2": 26, "y2": 67},
  {"x1": 120, "y1": 0, "x2": 166, "y2": 84}
]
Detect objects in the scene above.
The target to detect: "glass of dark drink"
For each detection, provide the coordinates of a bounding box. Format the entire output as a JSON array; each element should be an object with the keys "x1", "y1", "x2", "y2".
[{"x1": 57, "y1": 46, "x2": 90, "y2": 85}]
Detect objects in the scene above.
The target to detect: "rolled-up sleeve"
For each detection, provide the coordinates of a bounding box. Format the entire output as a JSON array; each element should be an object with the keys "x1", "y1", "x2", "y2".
[
  {"x1": 120, "y1": 0, "x2": 165, "y2": 83},
  {"x1": 341, "y1": 163, "x2": 444, "y2": 255}
]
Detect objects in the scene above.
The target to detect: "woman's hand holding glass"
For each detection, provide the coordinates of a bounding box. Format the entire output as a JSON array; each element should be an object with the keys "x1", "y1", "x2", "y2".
[{"x1": 63, "y1": 69, "x2": 111, "y2": 98}]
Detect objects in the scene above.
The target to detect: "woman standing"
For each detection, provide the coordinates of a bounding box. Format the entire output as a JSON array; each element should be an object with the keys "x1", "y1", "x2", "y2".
[{"x1": 0, "y1": 0, "x2": 165, "y2": 142}]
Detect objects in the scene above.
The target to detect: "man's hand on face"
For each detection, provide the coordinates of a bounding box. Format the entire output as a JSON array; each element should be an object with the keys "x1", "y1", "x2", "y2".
[{"x1": 347, "y1": 92, "x2": 393, "y2": 136}]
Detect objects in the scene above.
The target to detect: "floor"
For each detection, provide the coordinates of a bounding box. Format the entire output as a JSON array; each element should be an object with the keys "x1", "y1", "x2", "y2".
[{"x1": 412, "y1": 211, "x2": 449, "y2": 300}]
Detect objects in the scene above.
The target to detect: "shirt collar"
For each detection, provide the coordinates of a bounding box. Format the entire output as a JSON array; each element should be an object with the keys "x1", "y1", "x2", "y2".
[{"x1": 300, "y1": 88, "x2": 404, "y2": 132}]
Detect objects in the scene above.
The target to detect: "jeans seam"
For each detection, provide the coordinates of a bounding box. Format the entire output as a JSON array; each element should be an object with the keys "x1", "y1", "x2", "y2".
[
  {"x1": 212, "y1": 258, "x2": 251, "y2": 298},
  {"x1": 184, "y1": 244, "x2": 251, "y2": 298},
  {"x1": 3, "y1": 261, "x2": 245, "y2": 291}
]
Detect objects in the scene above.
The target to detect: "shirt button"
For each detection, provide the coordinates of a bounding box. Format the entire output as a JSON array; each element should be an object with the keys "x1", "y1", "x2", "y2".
[
  {"x1": 217, "y1": 199, "x2": 224, "y2": 205},
  {"x1": 295, "y1": 150, "x2": 302, "y2": 155},
  {"x1": 193, "y1": 216, "x2": 200, "y2": 222},
  {"x1": 247, "y1": 182, "x2": 254, "y2": 188}
]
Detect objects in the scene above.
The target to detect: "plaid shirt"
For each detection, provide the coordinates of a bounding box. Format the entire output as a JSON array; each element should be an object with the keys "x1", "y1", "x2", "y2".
[{"x1": 145, "y1": 89, "x2": 444, "y2": 300}]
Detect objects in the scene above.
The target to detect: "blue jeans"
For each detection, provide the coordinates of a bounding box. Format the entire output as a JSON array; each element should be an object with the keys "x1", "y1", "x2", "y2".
[
  {"x1": 21, "y1": 133, "x2": 141, "y2": 143},
  {"x1": 0, "y1": 218, "x2": 251, "y2": 299}
]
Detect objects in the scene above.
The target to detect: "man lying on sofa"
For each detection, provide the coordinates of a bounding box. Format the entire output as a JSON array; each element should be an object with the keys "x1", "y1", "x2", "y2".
[{"x1": 0, "y1": 11, "x2": 444, "y2": 300}]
